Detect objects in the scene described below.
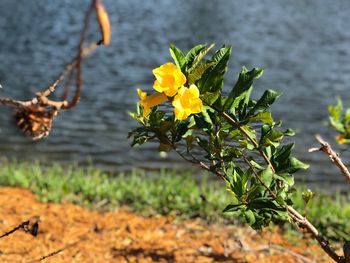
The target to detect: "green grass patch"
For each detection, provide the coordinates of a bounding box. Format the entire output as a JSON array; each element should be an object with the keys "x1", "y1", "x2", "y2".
[
  {"x1": 0, "y1": 162, "x2": 349, "y2": 242},
  {"x1": 0, "y1": 162, "x2": 230, "y2": 221}
]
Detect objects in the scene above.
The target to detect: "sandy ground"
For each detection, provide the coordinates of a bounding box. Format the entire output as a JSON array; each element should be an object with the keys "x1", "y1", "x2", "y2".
[{"x1": 0, "y1": 187, "x2": 333, "y2": 262}]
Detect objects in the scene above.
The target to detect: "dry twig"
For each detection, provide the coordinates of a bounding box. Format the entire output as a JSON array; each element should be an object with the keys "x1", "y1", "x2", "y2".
[
  {"x1": 309, "y1": 134, "x2": 350, "y2": 183},
  {"x1": 28, "y1": 236, "x2": 86, "y2": 263},
  {"x1": 0, "y1": 0, "x2": 111, "y2": 140},
  {"x1": 0, "y1": 216, "x2": 40, "y2": 239}
]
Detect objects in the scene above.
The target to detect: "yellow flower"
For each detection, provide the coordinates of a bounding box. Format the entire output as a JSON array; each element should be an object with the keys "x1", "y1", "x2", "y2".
[
  {"x1": 153, "y1": 62, "x2": 186, "y2": 97},
  {"x1": 335, "y1": 134, "x2": 347, "y2": 144},
  {"x1": 137, "y1": 89, "x2": 167, "y2": 117},
  {"x1": 172, "y1": 84, "x2": 203, "y2": 120}
]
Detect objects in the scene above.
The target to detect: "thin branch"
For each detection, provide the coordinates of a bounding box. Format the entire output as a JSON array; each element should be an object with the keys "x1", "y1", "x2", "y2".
[
  {"x1": 0, "y1": 42, "x2": 97, "y2": 110},
  {"x1": 219, "y1": 110, "x2": 276, "y2": 173},
  {"x1": 0, "y1": 217, "x2": 40, "y2": 239},
  {"x1": 286, "y1": 206, "x2": 343, "y2": 262},
  {"x1": 242, "y1": 151, "x2": 341, "y2": 262},
  {"x1": 64, "y1": 2, "x2": 95, "y2": 109},
  {"x1": 37, "y1": 42, "x2": 98, "y2": 100},
  {"x1": 175, "y1": 147, "x2": 228, "y2": 181},
  {"x1": 256, "y1": 244, "x2": 316, "y2": 263},
  {"x1": 0, "y1": 221, "x2": 29, "y2": 239},
  {"x1": 210, "y1": 109, "x2": 344, "y2": 262},
  {"x1": 309, "y1": 134, "x2": 350, "y2": 183},
  {"x1": 242, "y1": 154, "x2": 277, "y2": 198},
  {"x1": 238, "y1": 235, "x2": 315, "y2": 263},
  {"x1": 28, "y1": 237, "x2": 85, "y2": 263}
]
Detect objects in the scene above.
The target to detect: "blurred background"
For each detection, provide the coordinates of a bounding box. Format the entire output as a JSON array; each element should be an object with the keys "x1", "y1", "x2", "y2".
[{"x1": 0, "y1": 0, "x2": 350, "y2": 189}]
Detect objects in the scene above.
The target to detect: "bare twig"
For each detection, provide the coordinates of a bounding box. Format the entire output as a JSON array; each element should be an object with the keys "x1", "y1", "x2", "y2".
[
  {"x1": 256, "y1": 244, "x2": 316, "y2": 263},
  {"x1": 0, "y1": 42, "x2": 98, "y2": 109},
  {"x1": 0, "y1": 216, "x2": 40, "y2": 239},
  {"x1": 238, "y1": 235, "x2": 315, "y2": 263},
  {"x1": 37, "y1": 42, "x2": 98, "y2": 100},
  {"x1": 175, "y1": 147, "x2": 228, "y2": 181},
  {"x1": 309, "y1": 134, "x2": 350, "y2": 183},
  {"x1": 64, "y1": 2, "x2": 95, "y2": 109},
  {"x1": 28, "y1": 237, "x2": 85, "y2": 263},
  {"x1": 286, "y1": 206, "x2": 343, "y2": 262}
]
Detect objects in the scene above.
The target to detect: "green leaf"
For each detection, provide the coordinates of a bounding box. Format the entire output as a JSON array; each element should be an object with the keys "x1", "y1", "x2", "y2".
[
  {"x1": 185, "y1": 44, "x2": 206, "y2": 68},
  {"x1": 274, "y1": 173, "x2": 294, "y2": 186},
  {"x1": 277, "y1": 157, "x2": 309, "y2": 174},
  {"x1": 248, "y1": 112, "x2": 274, "y2": 125},
  {"x1": 344, "y1": 108, "x2": 350, "y2": 122},
  {"x1": 328, "y1": 97, "x2": 343, "y2": 122},
  {"x1": 201, "y1": 107, "x2": 214, "y2": 127},
  {"x1": 174, "y1": 122, "x2": 190, "y2": 142},
  {"x1": 244, "y1": 210, "x2": 256, "y2": 225},
  {"x1": 198, "y1": 46, "x2": 232, "y2": 93},
  {"x1": 224, "y1": 67, "x2": 263, "y2": 113},
  {"x1": 260, "y1": 129, "x2": 284, "y2": 148},
  {"x1": 248, "y1": 89, "x2": 282, "y2": 116},
  {"x1": 188, "y1": 61, "x2": 217, "y2": 85},
  {"x1": 230, "y1": 168, "x2": 251, "y2": 198},
  {"x1": 284, "y1": 128, "x2": 296, "y2": 136},
  {"x1": 328, "y1": 97, "x2": 345, "y2": 133},
  {"x1": 190, "y1": 43, "x2": 215, "y2": 70},
  {"x1": 194, "y1": 114, "x2": 212, "y2": 131},
  {"x1": 259, "y1": 166, "x2": 274, "y2": 186},
  {"x1": 223, "y1": 203, "x2": 244, "y2": 213},
  {"x1": 196, "y1": 137, "x2": 210, "y2": 153},
  {"x1": 201, "y1": 91, "x2": 221, "y2": 106},
  {"x1": 273, "y1": 143, "x2": 294, "y2": 166},
  {"x1": 302, "y1": 189, "x2": 314, "y2": 205},
  {"x1": 169, "y1": 44, "x2": 186, "y2": 70}
]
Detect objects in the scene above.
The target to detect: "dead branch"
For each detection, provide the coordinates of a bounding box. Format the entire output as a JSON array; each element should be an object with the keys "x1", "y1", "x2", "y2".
[
  {"x1": 0, "y1": 0, "x2": 110, "y2": 140},
  {"x1": 309, "y1": 134, "x2": 350, "y2": 183},
  {"x1": 0, "y1": 216, "x2": 40, "y2": 239},
  {"x1": 28, "y1": 237, "x2": 86, "y2": 263}
]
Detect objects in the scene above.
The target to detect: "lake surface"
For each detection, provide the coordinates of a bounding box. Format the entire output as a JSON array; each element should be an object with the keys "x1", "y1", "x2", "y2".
[{"x1": 1, "y1": 0, "x2": 350, "y2": 189}]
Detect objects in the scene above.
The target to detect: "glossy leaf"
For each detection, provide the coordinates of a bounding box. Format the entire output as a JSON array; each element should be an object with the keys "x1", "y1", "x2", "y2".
[
  {"x1": 248, "y1": 89, "x2": 282, "y2": 116},
  {"x1": 224, "y1": 67, "x2": 263, "y2": 113},
  {"x1": 188, "y1": 61, "x2": 217, "y2": 85},
  {"x1": 190, "y1": 43, "x2": 215, "y2": 70},
  {"x1": 198, "y1": 46, "x2": 232, "y2": 93},
  {"x1": 185, "y1": 45, "x2": 206, "y2": 68},
  {"x1": 169, "y1": 44, "x2": 186, "y2": 71}
]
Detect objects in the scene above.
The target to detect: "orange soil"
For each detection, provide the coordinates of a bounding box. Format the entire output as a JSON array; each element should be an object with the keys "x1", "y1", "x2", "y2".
[{"x1": 0, "y1": 187, "x2": 333, "y2": 262}]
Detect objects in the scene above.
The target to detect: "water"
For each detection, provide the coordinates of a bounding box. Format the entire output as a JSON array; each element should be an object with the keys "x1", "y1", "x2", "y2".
[{"x1": 0, "y1": 0, "x2": 350, "y2": 189}]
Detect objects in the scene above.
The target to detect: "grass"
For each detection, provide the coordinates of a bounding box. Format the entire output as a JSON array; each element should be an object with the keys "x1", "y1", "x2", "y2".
[
  {"x1": 0, "y1": 162, "x2": 230, "y2": 221},
  {"x1": 0, "y1": 161, "x2": 349, "y2": 241}
]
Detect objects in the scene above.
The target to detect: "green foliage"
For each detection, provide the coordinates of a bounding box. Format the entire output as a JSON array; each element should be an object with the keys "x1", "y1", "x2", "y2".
[
  {"x1": 328, "y1": 97, "x2": 350, "y2": 143},
  {"x1": 130, "y1": 44, "x2": 309, "y2": 230}
]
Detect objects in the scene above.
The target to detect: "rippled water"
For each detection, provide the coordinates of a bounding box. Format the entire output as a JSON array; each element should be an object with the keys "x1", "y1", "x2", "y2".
[{"x1": 1, "y1": 0, "x2": 350, "y2": 188}]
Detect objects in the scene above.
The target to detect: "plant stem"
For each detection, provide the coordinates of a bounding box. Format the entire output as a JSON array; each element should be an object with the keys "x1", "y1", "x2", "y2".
[
  {"x1": 211, "y1": 108, "x2": 344, "y2": 262},
  {"x1": 219, "y1": 111, "x2": 276, "y2": 173},
  {"x1": 309, "y1": 135, "x2": 350, "y2": 183}
]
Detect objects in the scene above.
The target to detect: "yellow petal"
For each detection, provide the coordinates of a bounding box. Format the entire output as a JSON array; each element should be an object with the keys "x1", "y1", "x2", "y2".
[
  {"x1": 152, "y1": 62, "x2": 186, "y2": 97},
  {"x1": 144, "y1": 92, "x2": 167, "y2": 108},
  {"x1": 172, "y1": 85, "x2": 202, "y2": 121},
  {"x1": 137, "y1": 89, "x2": 167, "y2": 117},
  {"x1": 335, "y1": 134, "x2": 346, "y2": 144}
]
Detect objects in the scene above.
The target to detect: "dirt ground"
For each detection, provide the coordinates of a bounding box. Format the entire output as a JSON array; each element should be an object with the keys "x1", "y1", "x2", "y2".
[{"x1": 0, "y1": 187, "x2": 334, "y2": 262}]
